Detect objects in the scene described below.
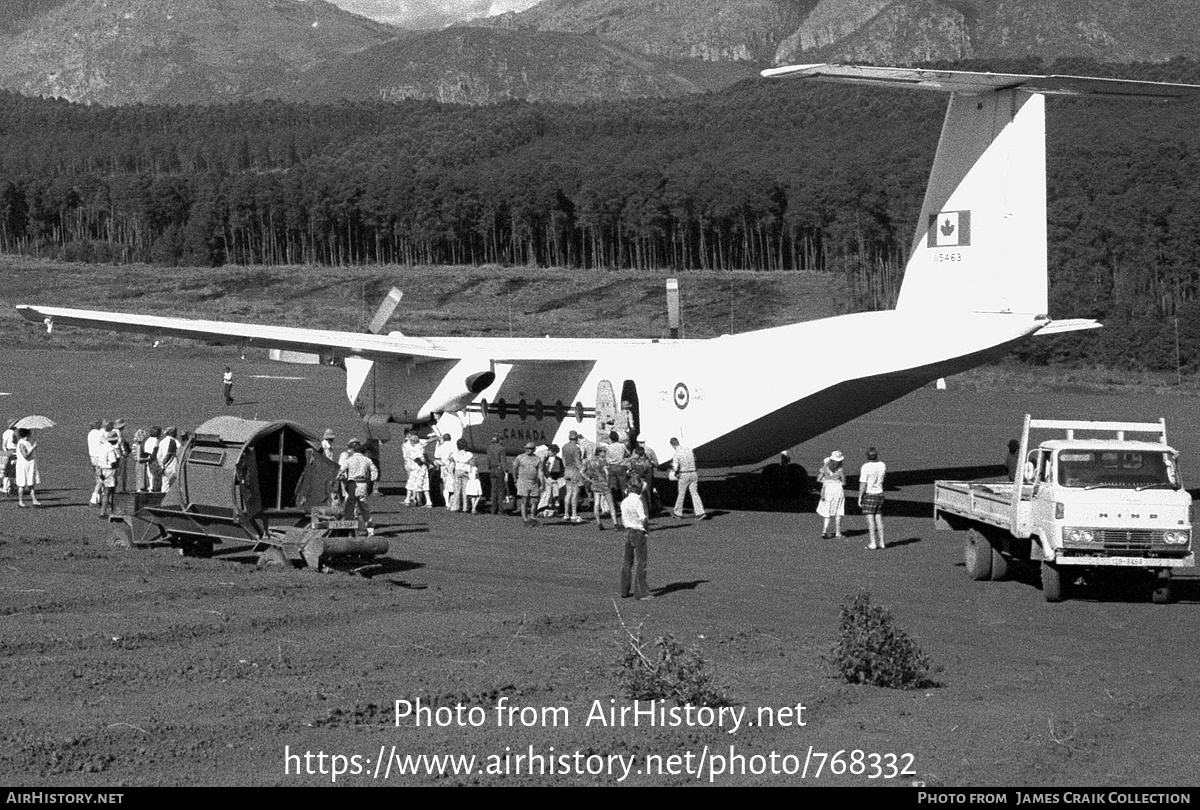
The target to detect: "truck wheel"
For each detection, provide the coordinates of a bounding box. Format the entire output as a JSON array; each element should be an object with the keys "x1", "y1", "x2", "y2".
[
  {"x1": 989, "y1": 545, "x2": 1009, "y2": 581},
  {"x1": 1041, "y1": 561, "x2": 1065, "y2": 602},
  {"x1": 1151, "y1": 575, "x2": 1175, "y2": 605},
  {"x1": 105, "y1": 522, "x2": 133, "y2": 550},
  {"x1": 964, "y1": 530, "x2": 992, "y2": 580}
]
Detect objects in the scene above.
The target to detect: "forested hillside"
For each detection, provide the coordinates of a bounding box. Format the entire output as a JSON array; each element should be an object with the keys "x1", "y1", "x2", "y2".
[{"x1": 1, "y1": 58, "x2": 1198, "y2": 370}]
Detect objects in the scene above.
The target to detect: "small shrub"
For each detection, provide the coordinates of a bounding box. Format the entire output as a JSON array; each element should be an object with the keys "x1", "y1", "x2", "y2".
[
  {"x1": 616, "y1": 624, "x2": 730, "y2": 707},
  {"x1": 827, "y1": 591, "x2": 940, "y2": 689}
]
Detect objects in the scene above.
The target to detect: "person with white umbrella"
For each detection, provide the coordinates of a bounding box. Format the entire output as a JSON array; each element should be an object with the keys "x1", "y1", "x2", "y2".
[
  {"x1": 12, "y1": 416, "x2": 54, "y2": 507},
  {"x1": 15, "y1": 427, "x2": 41, "y2": 507}
]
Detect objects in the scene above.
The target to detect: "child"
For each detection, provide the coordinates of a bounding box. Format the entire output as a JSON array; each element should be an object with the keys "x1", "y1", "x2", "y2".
[
  {"x1": 408, "y1": 456, "x2": 431, "y2": 508},
  {"x1": 465, "y1": 463, "x2": 483, "y2": 513}
]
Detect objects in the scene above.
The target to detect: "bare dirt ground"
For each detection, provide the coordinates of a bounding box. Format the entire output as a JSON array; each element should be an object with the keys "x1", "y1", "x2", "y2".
[{"x1": 2, "y1": 346, "x2": 1198, "y2": 787}]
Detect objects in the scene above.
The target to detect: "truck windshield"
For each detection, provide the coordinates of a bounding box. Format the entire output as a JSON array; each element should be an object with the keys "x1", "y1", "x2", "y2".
[{"x1": 1057, "y1": 450, "x2": 1179, "y2": 490}]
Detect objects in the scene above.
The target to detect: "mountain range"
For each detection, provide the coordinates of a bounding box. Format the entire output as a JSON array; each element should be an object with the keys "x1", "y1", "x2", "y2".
[{"x1": 0, "y1": 0, "x2": 1198, "y2": 106}]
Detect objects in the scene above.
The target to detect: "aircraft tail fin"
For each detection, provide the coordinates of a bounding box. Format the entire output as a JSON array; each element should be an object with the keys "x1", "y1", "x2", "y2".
[
  {"x1": 897, "y1": 88, "x2": 1046, "y2": 316},
  {"x1": 763, "y1": 65, "x2": 1200, "y2": 317}
]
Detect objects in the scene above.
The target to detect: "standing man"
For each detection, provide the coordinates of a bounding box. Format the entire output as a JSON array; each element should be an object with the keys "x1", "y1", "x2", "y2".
[
  {"x1": 321, "y1": 429, "x2": 336, "y2": 461},
  {"x1": 1004, "y1": 439, "x2": 1020, "y2": 481},
  {"x1": 561, "y1": 430, "x2": 584, "y2": 524},
  {"x1": 486, "y1": 435, "x2": 508, "y2": 514},
  {"x1": 511, "y1": 442, "x2": 544, "y2": 526},
  {"x1": 668, "y1": 437, "x2": 707, "y2": 520},
  {"x1": 619, "y1": 479, "x2": 653, "y2": 601},
  {"x1": 113, "y1": 418, "x2": 130, "y2": 492},
  {"x1": 86, "y1": 419, "x2": 105, "y2": 506},
  {"x1": 858, "y1": 447, "x2": 887, "y2": 550},
  {"x1": 435, "y1": 433, "x2": 456, "y2": 508},
  {"x1": 537, "y1": 444, "x2": 565, "y2": 517},
  {"x1": 339, "y1": 439, "x2": 379, "y2": 535},
  {"x1": 222, "y1": 366, "x2": 234, "y2": 406},
  {"x1": 143, "y1": 427, "x2": 162, "y2": 492},
  {"x1": 1, "y1": 419, "x2": 17, "y2": 497},
  {"x1": 99, "y1": 430, "x2": 121, "y2": 517}
]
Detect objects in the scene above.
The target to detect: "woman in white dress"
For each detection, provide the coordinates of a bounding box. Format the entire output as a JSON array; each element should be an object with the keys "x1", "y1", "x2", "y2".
[
  {"x1": 816, "y1": 450, "x2": 845, "y2": 538},
  {"x1": 15, "y1": 428, "x2": 41, "y2": 507}
]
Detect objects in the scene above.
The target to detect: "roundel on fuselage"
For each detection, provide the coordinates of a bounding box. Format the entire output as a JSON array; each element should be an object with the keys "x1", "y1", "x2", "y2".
[{"x1": 673, "y1": 382, "x2": 690, "y2": 410}]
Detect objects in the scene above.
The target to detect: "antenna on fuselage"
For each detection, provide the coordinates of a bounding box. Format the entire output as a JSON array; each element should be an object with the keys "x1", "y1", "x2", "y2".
[{"x1": 666, "y1": 277, "x2": 682, "y2": 339}]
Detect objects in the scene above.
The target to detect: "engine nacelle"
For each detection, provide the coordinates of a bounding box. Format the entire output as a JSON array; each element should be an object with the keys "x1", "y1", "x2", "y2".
[{"x1": 426, "y1": 369, "x2": 496, "y2": 415}]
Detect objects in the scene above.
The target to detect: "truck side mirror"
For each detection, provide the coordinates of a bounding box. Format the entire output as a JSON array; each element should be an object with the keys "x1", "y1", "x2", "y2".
[{"x1": 1023, "y1": 461, "x2": 1036, "y2": 484}]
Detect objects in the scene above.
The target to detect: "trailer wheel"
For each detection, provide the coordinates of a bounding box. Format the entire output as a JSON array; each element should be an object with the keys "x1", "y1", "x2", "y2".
[
  {"x1": 964, "y1": 530, "x2": 992, "y2": 580},
  {"x1": 180, "y1": 538, "x2": 214, "y2": 559},
  {"x1": 989, "y1": 545, "x2": 1009, "y2": 581},
  {"x1": 105, "y1": 522, "x2": 133, "y2": 550},
  {"x1": 257, "y1": 546, "x2": 288, "y2": 567},
  {"x1": 1041, "y1": 561, "x2": 1065, "y2": 602},
  {"x1": 1151, "y1": 574, "x2": 1175, "y2": 605}
]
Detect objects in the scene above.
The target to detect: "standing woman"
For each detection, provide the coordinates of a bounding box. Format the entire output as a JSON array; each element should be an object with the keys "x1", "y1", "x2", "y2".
[
  {"x1": 858, "y1": 447, "x2": 887, "y2": 550},
  {"x1": 15, "y1": 428, "x2": 41, "y2": 507},
  {"x1": 816, "y1": 450, "x2": 846, "y2": 539}
]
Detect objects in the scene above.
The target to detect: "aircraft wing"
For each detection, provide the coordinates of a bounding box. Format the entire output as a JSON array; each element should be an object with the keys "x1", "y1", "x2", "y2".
[
  {"x1": 761, "y1": 64, "x2": 1200, "y2": 99},
  {"x1": 14, "y1": 304, "x2": 662, "y2": 363}
]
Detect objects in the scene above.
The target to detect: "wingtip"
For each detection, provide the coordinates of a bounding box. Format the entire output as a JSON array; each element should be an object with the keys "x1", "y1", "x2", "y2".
[{"x1": 760, "y1": 63, "x2": 829, "y2": 79}]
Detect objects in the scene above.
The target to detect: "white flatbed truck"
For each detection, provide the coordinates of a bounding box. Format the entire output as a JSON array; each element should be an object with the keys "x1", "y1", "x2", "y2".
[{"x1": 934, "y1": 416, "x2": 1193, "y2": 603}]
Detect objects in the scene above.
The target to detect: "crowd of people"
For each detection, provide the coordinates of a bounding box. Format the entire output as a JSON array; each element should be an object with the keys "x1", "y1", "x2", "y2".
[
  {"x1": 389, "y1": 425, "x2": 706, "y2": 535},
  {"x1": 82, "y1": 419, "x2": 185, "y2": 516}
]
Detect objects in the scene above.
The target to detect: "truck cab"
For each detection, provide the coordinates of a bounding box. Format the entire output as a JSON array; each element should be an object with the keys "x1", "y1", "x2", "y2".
[
  {"x1": 1018, "y1": 439, "x2": 1191, "y2": 565},
  {"x1": 934, "y1": 416, "x2": 1193, "y2": 603}
]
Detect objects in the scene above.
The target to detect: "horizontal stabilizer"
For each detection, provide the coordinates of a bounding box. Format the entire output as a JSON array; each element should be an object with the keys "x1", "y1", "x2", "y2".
[
  {"x1": 761, "y1": 64, "x2": 1200, "y2": 100},
  {"x1": 1034, "y1": 319, "x2": 1102, "y2": 336}
]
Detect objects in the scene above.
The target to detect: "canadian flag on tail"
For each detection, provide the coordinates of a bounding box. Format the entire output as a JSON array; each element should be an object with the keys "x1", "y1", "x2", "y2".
[{"x1": 928, "y1": 210, "x2": 971, "y2": 248}]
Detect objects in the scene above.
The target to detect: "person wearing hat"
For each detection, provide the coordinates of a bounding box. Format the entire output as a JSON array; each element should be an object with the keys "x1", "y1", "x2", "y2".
[
  {"x1": 561, "y1": 430, "x2": 584, "y2": 523},
  {"x1": 486, "y1": 435, "x2": 508, "y2": 515},
  {"x1": 113, "y1": 419, "x2": 131, "y2": 492},
  {"x1": 99, "y1": 429, "x2": 122, "y2": 517},
  {"x1": 339, "y1": 439, "x2": 379, "y2": 534},
  {"x1": 817, "y1": 450, "x2": 846, "y2": 539},
  {"x1": 511, "y1": 441, "x2": 544, "y2": 525},
  {"x1": 321, "y1": 429, "x2": 336, "y2": 461}
]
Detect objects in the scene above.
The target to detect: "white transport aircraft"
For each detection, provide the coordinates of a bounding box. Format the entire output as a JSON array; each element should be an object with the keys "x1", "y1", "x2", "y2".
[{"x1": 16, "y1": 65, "x2": 1200, "y2": 468}]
